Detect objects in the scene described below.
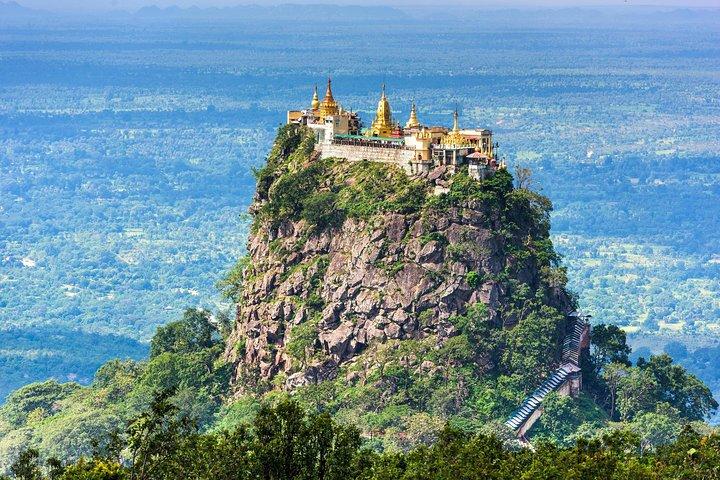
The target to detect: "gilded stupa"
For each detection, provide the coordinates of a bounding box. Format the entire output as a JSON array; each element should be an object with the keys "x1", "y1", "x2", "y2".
[
  {"x1": 318, "y1": 78, "x2": 339, "y2": 119},
  {"x1": 443, "y1": 110, "x2": 469, "y2": 146},
  {"x1": 311, "y1": 85, "x2": 320, "y2": 111},
  {"x1": 365, "y1": 84, "x2": 395, "y2": 138},
  {"x1": 405, "y1": 101, "x2": 420, "y2": 129}
]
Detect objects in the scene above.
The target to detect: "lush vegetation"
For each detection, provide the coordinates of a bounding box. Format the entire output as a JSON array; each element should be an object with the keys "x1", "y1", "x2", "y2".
[
  {"x1": 0, "y1": 309, "x2": 231, "y2": 471},
  {"x1": 212, "y1": 124, "x2": 716, "y2": 452},
  {"x1": 252, "y1": 124, "x2": 430, "y2": 231},
  {"x1": 1, "y1": 297, "x2": 714, "y2": 466},
  {"x1": 2, "y1": 396, "x2": 719, "y2": 480}
]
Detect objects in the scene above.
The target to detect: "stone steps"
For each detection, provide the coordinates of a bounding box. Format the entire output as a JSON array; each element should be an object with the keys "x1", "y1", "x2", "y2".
[
  {"x1": 505, "y1": 314, "x2": 588, "y2": 433},
  {"x1": 505, "y1": 365, "x2": 572, "y2": 431}
]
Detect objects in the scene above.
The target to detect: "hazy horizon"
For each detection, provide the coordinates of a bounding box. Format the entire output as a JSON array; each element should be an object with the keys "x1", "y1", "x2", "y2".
[{"x1": 9, "y1": 0, "x2": 720, "y2": 13}]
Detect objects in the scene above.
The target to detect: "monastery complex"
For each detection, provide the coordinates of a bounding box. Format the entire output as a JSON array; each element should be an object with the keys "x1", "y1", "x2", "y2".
[{"x1": 287, "y1": 79, "x2": 505, "y2": 180}]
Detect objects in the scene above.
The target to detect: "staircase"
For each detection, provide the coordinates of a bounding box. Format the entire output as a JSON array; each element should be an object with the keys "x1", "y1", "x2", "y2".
[
  {"x1": 561, "y1": 318, "x2": 586, "y2": 365},
  {"x1": 504, "y1": 313, "x2": 589, "y2": 436},
  {"x1": 505, "y1": 365, "x2": 575, "y2": 431}
]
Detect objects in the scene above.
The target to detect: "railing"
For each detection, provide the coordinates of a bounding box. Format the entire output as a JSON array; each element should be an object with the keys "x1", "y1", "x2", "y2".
[{"x1": 329, "y1": 138, "x2": 411, "y2": 150}]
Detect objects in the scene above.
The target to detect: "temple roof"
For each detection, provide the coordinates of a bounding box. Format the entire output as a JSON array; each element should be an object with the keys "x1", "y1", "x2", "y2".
[
  {"x1": 405, "y1": 100, "x2": 420, "y2": 129},
  {"x1": 443, "y1": 110, "x2": 470, "y2": 146},
  {"x1": 311, "y1": 85, "x2": 320, "y2": 110},
  {"x1": 318, "y1": 77, "x2": 339, "y2": 118}
]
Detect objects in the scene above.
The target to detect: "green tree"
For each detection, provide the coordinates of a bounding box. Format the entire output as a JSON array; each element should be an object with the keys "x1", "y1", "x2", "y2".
[
  {"x1": 617, "y1": 367, "x2": 661, "y2": 421},
  {"x1": 590, "y1": 324, "x2": 631, "y2": 369},
  {"x1": 59, "y1": 459, "x2": 126, "y2": 480},
  {"x1": 2, "y1": 381, "x2": 80, "y2": 427},
  {"x1": 629, "y1": 405, "x2": 683, "y2": 453},
  {"x1": 601, "y1": 362, "x2": 629, "y2": 420},
  {"x1": 252, "y1": 399, "x2": 363, "y2": 480},
  {"x1": 639, "y1": 354, "x2": 717, "y2": 421},
  {"x1": 149, "y1": 309, "x2": 219, "y2": 358},
  {"x1": 582, "y1": 323, "x2": 632, "y2": 416},
  {"x1": 9, "y1": 448, "x2": 42, "y2": 480},
  {"x1": 127, "y1": 389, "x2": 194, "y2": 480},
  {"x1": 654, "y1": 427, "x2": 720, "y2": 479},
  {"x1": 501, "y1": 306, "x2": 565, "y2": 383}
]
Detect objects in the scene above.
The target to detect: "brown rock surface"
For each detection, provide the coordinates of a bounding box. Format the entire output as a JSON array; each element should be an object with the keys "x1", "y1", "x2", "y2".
[{"x1": 225, "y1": 192, "x2": 571, "y2": 392}]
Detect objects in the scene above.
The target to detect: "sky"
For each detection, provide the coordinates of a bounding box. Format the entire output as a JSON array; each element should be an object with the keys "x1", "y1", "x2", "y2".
[{"x1": 12, "y1": 0, "x2": 720, "y2": 13}]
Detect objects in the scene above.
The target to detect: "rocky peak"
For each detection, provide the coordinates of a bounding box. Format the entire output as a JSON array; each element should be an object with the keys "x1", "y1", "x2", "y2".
[{"x1": 224, "y1": 125, "x2": 574, "y2": 395}]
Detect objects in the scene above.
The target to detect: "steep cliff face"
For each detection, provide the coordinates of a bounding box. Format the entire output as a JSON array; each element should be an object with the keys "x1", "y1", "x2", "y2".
[{"x1": 224, "y1": 125, "x2": 574, "y2": 400}]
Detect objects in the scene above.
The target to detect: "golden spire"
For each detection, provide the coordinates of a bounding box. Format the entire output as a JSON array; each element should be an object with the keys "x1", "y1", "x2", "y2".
[
  {"x1": 443, "y1": 109, "x2": 468, "y2": 146},
  {"x1": 366, "y1": 83, "x2": 394, "y2": 137},
  {"x1": 324, "y1": 77, "x2": 335, "y2": 103},
  {"x1": 318, "y1": 77, "x2": 339, "y2": 119},
  {"x1": 405, "y1": 100, "x2": 420, "y2": 129},
  {"x1": 311, "y1": 84, "x2": 319, "y2": 111}
]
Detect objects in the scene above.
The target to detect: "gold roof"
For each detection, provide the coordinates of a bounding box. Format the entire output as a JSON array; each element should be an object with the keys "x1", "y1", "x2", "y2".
[
  {"x1": 405, "y1": 100, "x2": 420, "y2": 129},
  {"x1": 318, "y1": 77, "x2": 339, "y2": 119},
  {"x1": 443, "y1": 110, "x2": 469, "y2": 146},
  {"x1": 366, "y1": 84, "x2": 394, "y2": 137},
  {"x1": 311, "y1": 85, "x2": 319, "y2": 111}
]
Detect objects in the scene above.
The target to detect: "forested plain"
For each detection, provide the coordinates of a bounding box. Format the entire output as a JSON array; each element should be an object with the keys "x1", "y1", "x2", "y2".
[{"x1": 1, "y1": 5, "x2": 719, "y2": 408}]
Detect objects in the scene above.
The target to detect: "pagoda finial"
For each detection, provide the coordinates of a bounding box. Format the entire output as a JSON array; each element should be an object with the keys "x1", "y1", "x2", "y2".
[
  {"x1": 311, "y1": 84, "x2": 319, "y2": 111},
  {"x1": 318, "y1": 77, "x2": 339, "y2": 119},
  {"x1": 405, "y1": 100, "x2": 420, "y2": 129},
  {"x1": 324, "y1": 77, "x2": 334, "y2": 102}
]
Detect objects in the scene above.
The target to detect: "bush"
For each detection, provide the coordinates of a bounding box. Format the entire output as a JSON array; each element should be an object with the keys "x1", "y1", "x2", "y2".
[
  {"x1": 301, "y1": 191, "x2": 344, "y2": 229},
  {"x1": 466, "y1": 271, "x2": 482, "y2": 288},
  {"x1": 150, "y1": 309, "x2": 219, "y2": 358}
]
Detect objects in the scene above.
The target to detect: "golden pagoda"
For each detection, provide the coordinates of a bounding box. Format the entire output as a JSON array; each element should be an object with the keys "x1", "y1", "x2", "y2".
[
  {"x1": 443, "y1": 110, "x2": 469, "y2": 146},
  {"x1": 318, "y1": 77, "x2": 339, "y2": 119},
  {"x1": 311, "y1": 85, "x2": 320, "y2": 111},
  {"x1": 405, "y1": 101, "x2": 420, "y2": 129},
  {"x1": 365, "y1": 84, "x2": 394, "y2": 138}
]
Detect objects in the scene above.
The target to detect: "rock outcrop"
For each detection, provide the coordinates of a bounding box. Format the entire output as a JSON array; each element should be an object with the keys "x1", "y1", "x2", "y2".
[{"x1": 224, "y1": 125, "x2": 573, "y2": 393}]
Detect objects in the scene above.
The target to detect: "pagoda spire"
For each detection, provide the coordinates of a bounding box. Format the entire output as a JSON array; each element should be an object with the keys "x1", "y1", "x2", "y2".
[
  {"x1": 318, "y1": 77, "x2": 339, "y2": 119},
  {"x1": 444, "y1": 109, "x2": 467, "y2": 146},
  {"x1": 311, "y1": 84, "x2": 319, "y2": 111},
  {"x1": 405, "y1": 100, "x2": 420, "y2": 129},
  {"x1": 324, "y1": 77, "x2": 335, "y2": 103},
  {"x1": 366, "y1": 83, "x2": 394, "y2": 138}
]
